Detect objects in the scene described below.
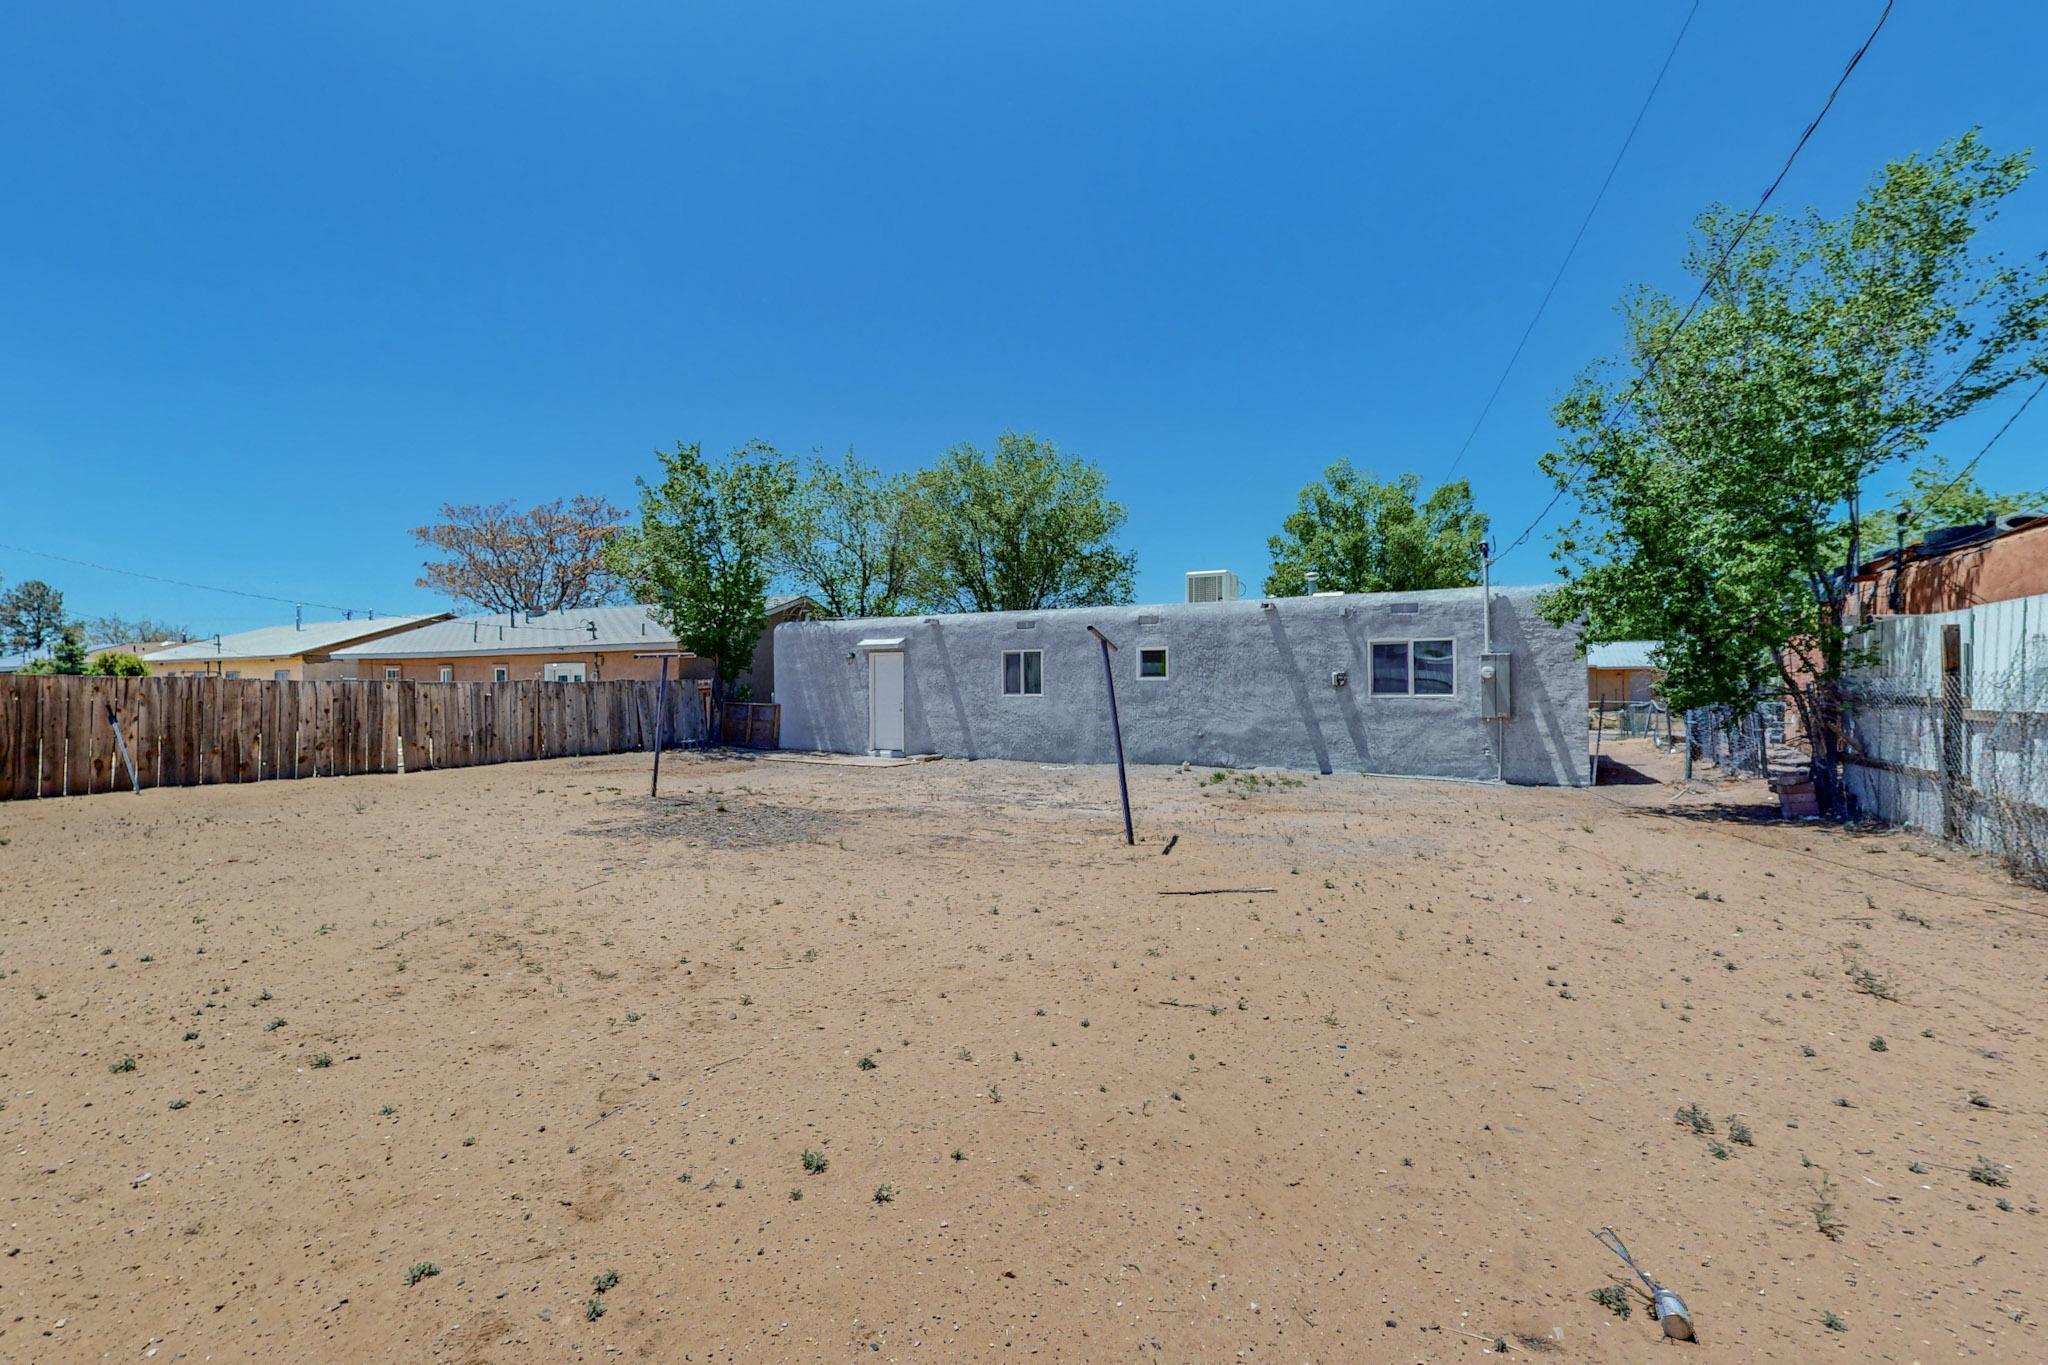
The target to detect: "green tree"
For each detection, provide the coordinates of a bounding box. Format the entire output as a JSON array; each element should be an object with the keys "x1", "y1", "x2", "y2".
[
  {"x1": 87, "y1": 650, "x2": 150, "y2": 676},
  {"x1": 0, "y1": 579, "x2": 69, "y2": 655},
  {"x1": 1263, "y1": 464, "x2": 1486, "y2": 596},
  {"x1": 22, "y1": 625, "x2": 90, "y2": 675},
  {"x1": 912, "y1": 433, "x2": 1135, "y2": 612},
  {"x1": 605, "y1": 441, "x2": 795, "y2": 698},
  {"x1": 1539, "y1": 132, "x2": 2048, "y2": 811},
  {"x1": 1884, "y1": 455, "x2": 2047, "y2": 539},
  {"x1": 778, "y1": 451, "x2": 921, "y2": 618}
]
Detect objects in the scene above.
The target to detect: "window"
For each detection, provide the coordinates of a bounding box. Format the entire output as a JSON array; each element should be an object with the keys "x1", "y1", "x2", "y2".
[
  {"x1": 273, "y1": 669, "x2": 290, "y2": 681},
  {"x1": 384, "y1": 667, "x2": 400, "y2": 681},
  {"x1": 1002, "y1": 649, "x2": 1043, "y2": 696},
  {"x1": 1370, "y1": 639, "x2": 1455, "y2": 695},
  {"x1": 438, "y1": 666, "x2": 454, "y2": 683},
  {"x1": 223, "y1": 670, "x2": 240, "y2": 680},
  {"x1": 492, "y1": 665, "x2": 509, "y2": 683},
  {"x1": 1138, "y1": 646, "x2": 1169, "y2": 680},
  {"x1": 1413, "y1": 639, "x2": 1454, "y2": 695}
]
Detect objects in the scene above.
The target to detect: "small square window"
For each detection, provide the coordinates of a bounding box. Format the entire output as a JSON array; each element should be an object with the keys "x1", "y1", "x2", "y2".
[
  {"x1": 1370, "y1": 642, "x2": 1409, "y2": 694},
  {"x1": 1002, "y1": 649, "x2": 1043, "y2": 696},
  {"x1": 384, "y1": 667, "x2": 400, "y2": 681},
  {"x1": 222, "y1": 670, "x2": 241, "y2": 680},
  {"x1": 273, "y1": 669, "x2": 290, "y2": 681},
  {"x1": 1138, "y1": 647, "x2": 1168, "y2": 679},
  {"x1": 493, "y1": 665, "x2": 509, "y2": 683},
  {"x1": 438, "y1": 666, "x2": 454, "y2": 683}
]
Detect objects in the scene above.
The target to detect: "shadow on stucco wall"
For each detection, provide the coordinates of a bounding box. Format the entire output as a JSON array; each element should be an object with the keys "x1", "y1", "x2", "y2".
[
  {"x1": 1264, "y1": 607, "x2": 1335, "y2": 775},
  {"x1": 1496, "y1": 595, "x2": 1587, "y2": 785},
  {"x1": 927, "y1": 628, "x2": 978, "y2": 759}
]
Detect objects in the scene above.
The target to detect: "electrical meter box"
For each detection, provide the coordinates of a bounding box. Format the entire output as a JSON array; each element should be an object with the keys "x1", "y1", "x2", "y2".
[{"x1": 1478, "y1": 652, "x2": 1512, "y2": 719}]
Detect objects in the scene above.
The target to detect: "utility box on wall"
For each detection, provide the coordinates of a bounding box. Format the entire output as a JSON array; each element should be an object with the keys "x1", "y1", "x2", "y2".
[{"x1": 1478, "y1": 652, "x2": 1512, "y2": 719}]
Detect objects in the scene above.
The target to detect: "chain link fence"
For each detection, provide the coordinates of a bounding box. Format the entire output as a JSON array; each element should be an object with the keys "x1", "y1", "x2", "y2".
[
  {"x1": 1683, "y1": 699, "x2": 1786, "y2": 778},
  {"x1": 1840, "y1": 659, "x2": 2047, "y2": 888}
]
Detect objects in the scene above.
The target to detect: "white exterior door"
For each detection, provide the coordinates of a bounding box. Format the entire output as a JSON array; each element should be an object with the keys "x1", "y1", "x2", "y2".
[{"x1": 869, "y1": 650, "x2": 905, "y2": 754}]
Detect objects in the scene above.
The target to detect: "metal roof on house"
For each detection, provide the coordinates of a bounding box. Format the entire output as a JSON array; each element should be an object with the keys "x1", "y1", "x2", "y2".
[
  {"x1": 332, "y1": 597, "x2": 811, "y2": 659},
  {"x1": 143, "y1": 615, "x2": 450, "y2": 664},
  {"x1": 1586, "y1": 640, "x2": 1661, "y2": 671}
]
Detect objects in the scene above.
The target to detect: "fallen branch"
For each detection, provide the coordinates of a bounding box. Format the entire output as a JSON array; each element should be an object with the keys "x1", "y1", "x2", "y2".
[{"x1": 1159, "y1": 887, "x2": 1276, "y2": 896}]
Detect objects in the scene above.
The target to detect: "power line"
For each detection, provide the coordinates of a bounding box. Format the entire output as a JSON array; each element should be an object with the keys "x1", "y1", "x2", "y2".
[
  {"x1": 1488, "y1": 0, "x2": 1896, "y2": 566},
  {"x1": 1916, "y1": 377, "x2": 2047, "y2": 508},
  {"x1": 1444, "y1": 0, "x2": 1701, "y2": 478},
  {"x1": 0, "y1": 540, "x2": 394, "y2": 620}
]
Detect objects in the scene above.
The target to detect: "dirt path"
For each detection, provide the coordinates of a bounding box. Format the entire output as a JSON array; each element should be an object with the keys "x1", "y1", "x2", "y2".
[{"x1": 1, "y1": 752, "x2": 2041, "y2": 1361}]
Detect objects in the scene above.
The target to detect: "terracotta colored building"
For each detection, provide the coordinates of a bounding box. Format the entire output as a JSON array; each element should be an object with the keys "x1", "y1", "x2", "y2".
[
  {"x1": 1844, "y1": 512, "x2": 2048, "y2": 621},
  {"x1": 330, "y1": 598, "x2": 814, "y2": 697}
]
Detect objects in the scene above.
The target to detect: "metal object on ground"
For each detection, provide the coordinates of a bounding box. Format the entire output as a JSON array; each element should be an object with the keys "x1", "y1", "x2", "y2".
[
  {"x1": 105, "y1": 702, "x2": 140, "y2": 794},
  {"x1": 1593, "y1": 1226, "x2": 1695, "y2": 1341}
]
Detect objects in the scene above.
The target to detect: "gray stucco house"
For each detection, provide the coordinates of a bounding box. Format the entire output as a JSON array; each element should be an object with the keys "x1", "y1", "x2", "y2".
[{"x1": 773, "y1": 585, "x2": 1588, "y2": 785}]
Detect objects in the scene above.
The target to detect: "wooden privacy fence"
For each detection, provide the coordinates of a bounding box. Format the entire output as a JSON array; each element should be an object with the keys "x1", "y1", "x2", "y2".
[
  {"x1": 0, "y1": 675, "x2": 722, "y2": 801},
  {"x1": 718, "y1": 701, "x2": 781, "y2": 750}
]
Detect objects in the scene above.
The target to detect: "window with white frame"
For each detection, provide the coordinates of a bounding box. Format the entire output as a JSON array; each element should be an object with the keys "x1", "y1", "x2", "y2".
[
  {"x1": 1137, "y1": 646, "x2": 1168, "y2": 679},
  {"x1": 438, "y1": 666, "x2": 454, "y2": 682},
  {"x1": 1369, "y1": 638, "x2": 1455, "y2": 695},
  {"x1": 272, "y1": 669, "x2": 290, "y2": 681},
  {"x1": 1002, "y1": 649, "x2": 1043, "y2": 696},
  {"x1": 384, "y1": 667, "x2": 400, "y2": 681},
  {"x1": 492, "y1": 665, "x2": 509, "y2": 683}
]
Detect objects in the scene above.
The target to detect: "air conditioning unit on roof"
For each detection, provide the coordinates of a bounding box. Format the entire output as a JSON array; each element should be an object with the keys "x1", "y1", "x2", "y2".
[{"x1": 1185, "y1": 570, "x2": 1241, "y2": 604}]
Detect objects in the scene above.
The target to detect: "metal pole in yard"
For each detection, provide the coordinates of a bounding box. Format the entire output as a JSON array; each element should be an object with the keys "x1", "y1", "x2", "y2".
[
  {"x1": 1087, "y1": 625, "x2": 1134, "y2": 846},
  {"x1": 634, "y1": 651, "x2": 688, "y2": 798},
  {"x1": 1591, "y1": 696, "x2": 1605, "y2": 784},
  {"x1": 652, "y1": 654, "x2": 669, "y2": 797}
]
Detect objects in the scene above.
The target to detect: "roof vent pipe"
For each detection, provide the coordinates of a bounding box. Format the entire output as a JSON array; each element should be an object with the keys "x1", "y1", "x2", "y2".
[{"x1": 1303, "y1": 571, "x2": 1319, "y2": 596}]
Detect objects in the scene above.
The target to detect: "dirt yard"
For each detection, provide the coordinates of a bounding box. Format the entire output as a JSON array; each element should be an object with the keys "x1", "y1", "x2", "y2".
[{"x1": 1, "y1": 746, "x2": 2042, "y2": 1362}]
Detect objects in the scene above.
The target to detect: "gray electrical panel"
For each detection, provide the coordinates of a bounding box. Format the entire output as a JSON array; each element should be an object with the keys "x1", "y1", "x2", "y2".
[{"x1": 1478, "y1": 652, "x2": 1512, "y2": 719}]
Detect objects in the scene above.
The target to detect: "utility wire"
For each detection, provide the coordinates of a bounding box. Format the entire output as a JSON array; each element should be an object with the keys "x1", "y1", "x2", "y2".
[
  {"x1": 1445, "y1": 0, "x2": 1701, "y2": 478},
  {"x1": 0, "y1": 537, "x2": 640, "y2": 638},
  {"x1": 0, "y1": 540, "x2": 396, "y2": 620},
  {"x1": 1488, "y1": 0, "x2": 1896, "y2": 567},
  {"x1": 1915, "y1": 377, "x2": 2047, "y2": 509}
]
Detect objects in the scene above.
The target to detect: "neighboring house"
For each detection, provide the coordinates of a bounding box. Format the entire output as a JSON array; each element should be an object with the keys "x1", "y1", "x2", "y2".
[
  {"x1": 330, "y1": 598, "x2": 815, "y2": 696},
  {"x1": 90, "y1": 639, "x2": 182, "y2": 668},
  {"x1": 143, "y1": 615, "x2": 452, "y2": 680},
  {"x1": 1845, "y1": 511, "x2": 2048, "y2": 621},
  {"x1": 1826, "y1": 512, "x2": 2048, "y2": 868},
  {"x1": 0, "y1": 653, "x2": 31, "y2": 675},
  {"x1": 774, "y1": 584, "x2": 1588, "y2": 785},
  {"x1": 1586, "y1": 640, "x2": 1661, "y2": 705}
]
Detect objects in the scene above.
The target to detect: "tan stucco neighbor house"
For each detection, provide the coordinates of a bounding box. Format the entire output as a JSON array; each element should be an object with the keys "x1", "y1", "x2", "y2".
[
  {"x1": 329, "y1": 598, "x2": 814, "y2": 698},
  {"x1": 142, "y1": 615, "x2": 452, "y2": 680},
  {"x1": 1585, "y1": 640, "x2": 1662, "y2": 705}
]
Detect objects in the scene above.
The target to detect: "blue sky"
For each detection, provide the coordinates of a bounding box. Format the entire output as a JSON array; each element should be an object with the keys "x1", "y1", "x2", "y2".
[{"x1": 4, "y1": 1, "x2": 2045, "y2": 632}]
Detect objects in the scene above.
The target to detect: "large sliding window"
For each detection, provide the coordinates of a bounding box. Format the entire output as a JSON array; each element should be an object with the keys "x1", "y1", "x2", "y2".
[{"x1": 1369, "y1": 639, "x2": 1455, "y2": 696}]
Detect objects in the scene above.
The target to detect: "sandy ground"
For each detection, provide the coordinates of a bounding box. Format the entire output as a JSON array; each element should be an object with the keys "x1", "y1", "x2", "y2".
[{"x1": 1, "y1": 741, "x2": 2043, "y2": 1363}]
